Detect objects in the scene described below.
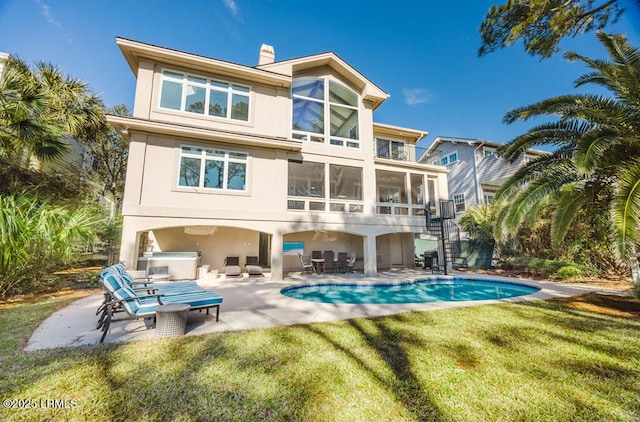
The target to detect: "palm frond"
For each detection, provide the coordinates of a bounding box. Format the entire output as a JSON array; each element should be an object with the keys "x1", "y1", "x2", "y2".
[
  {"x1": 499, "y1": 164, "x2": 580, "y2": 233},
  {"x1": 550, "y1": 184, "x2": 587, "y2": 245},
  {"x1": 498, "y1": 120, "x2": 588, "y2": 162},
  {"x1": 611, "y1": 160, "x2": 640, "y2": 260},
  {"x1": 496, "y1": 148, "x2": 574, "y2": 200}
]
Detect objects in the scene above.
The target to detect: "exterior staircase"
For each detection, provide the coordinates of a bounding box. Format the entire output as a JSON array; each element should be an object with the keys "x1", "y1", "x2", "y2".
[{"x1": 425, "y1": 200, "x2": 463, "y2": 274}]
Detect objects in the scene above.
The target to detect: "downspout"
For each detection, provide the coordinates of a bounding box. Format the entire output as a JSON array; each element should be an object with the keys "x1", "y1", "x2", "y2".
[{"x1": 472, "y1": 140, "x2": 485, "y2": 205}]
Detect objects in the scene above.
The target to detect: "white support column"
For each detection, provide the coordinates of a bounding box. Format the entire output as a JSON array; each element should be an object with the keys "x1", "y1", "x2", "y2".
[
  {"x1": 270, "y1": 232, "x2": 284, "y2": 281},
  {"x1": 363, "y1": 234, "x2": 378, "y2": 276},
  {"x1": 119, "y1": 217, "x2": 141, "y2": 269}
]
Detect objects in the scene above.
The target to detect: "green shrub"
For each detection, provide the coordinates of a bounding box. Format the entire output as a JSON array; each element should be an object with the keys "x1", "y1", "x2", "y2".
[
  {"x1": 0, "y1": 194, "x2": 98, "y2": 299},
  {"x1": 501, "y1": 257, "x2": 583, "y2": 279},
  {"x1": 554, "y1": 265, "x2": 583, "y2": 280}
]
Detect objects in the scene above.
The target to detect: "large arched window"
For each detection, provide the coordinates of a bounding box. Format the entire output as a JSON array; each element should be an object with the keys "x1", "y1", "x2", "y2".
[{"x1": 291, "y1": 77, "x2": 359, "y2": 148}]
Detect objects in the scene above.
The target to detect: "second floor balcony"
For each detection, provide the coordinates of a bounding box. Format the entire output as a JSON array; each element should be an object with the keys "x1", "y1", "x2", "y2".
[{"x1": 374, "y1": 139, "x2": 429, "y2": 164}]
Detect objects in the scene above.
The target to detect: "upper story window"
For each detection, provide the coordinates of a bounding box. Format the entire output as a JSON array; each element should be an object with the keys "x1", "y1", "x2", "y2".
[
  {"x1": 483, "y1": 193, "x2": 495, "y2": 204},
  {"x1": 291, "y1": 77, "x2": 359, "y2": 148},
  {"x1": 483, "y1": 147, "x2": 496, "y2": 157},
  {"x1": 160, "y1": 70, "x2": 250, "y2": 122},
  {"x1": 178, "y1": 145, "x2": 247, "y2": 191},
  {"x1": 452, "y1": 193, "x2": 466, "y2": 213},
  {"x1": 432, "y1": 151, "x2": 458, "y2": 166},
  {"x1": 376, "y1": 138, "x2": 406, "y2": 160}
]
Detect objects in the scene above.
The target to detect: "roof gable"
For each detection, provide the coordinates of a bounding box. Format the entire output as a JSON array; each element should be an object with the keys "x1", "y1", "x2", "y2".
[{"x1": 258, "y1": 51, "x2": 389, "y2": 110}]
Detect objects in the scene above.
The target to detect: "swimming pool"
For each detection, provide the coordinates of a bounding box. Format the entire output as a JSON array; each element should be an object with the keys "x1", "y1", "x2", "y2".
[{"x1": 280, "y1": 278, "x2": 540, "y2": 304}]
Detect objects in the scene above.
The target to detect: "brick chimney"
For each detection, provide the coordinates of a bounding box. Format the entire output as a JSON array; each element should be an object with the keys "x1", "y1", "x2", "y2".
[{"x1": 258, "y1": 44, "x2": 275, "y2": 65}]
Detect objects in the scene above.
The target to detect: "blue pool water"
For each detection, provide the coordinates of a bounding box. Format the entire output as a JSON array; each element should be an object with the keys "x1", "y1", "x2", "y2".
[{"x1": 281, "y1": 278, "x2": 540, "y2": 304}]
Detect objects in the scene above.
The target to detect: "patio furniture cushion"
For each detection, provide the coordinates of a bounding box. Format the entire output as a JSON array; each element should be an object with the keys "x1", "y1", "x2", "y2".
[
  {"x1": 225, "y1": 257, "x2": 242, "y2": 277},
  {"x1": 245, "y1": 256, "x2": 264, "y2": 276}
]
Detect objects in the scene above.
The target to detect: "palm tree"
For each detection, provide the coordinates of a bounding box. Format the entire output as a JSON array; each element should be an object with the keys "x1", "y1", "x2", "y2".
[
  {"x1": 0, "y1": 57, "x2": 105, "y2": 166},
  {"x1": 496, "y1": 32, "x2": 640, "y2": 282},
  {"x1": 459, "y1": 204, "x2": 498, "y2": 269},
  {"x1": 0, "y1": 58, "x2": 67, "y2": 162}
]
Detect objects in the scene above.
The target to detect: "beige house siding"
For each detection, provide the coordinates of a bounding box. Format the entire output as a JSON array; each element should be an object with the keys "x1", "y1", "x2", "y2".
[{"x1": 110, "y1": 38, "x2": 449, "y2": 280}]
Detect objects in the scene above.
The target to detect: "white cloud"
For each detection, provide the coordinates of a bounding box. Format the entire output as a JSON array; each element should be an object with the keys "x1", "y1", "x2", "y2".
[
  {"x1": 34, "y1": 0, "x2": 72, "y2": 43},
  {"x1": 35, "y1": 0, "x2": 61, "y2": 28},
  {"x1": 222, "y1": 0, "x2": 240, "y2": 17},
  {"x1": 402, "y1": 88, "x2": 435, "y2": 106}
]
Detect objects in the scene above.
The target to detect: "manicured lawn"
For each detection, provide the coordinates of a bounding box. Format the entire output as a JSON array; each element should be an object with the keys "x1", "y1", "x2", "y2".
[{"x1": 1, "y1": 291, "x2": 639, "y2": 421}]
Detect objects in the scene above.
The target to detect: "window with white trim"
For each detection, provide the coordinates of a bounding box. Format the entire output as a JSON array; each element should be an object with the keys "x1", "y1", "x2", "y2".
[
  {"x1": 432, "y1": 151, "x2": 458, "y2": 166},
  {"x1": 483, "y1": 193, "x2": 495, "y2": 204},
  {"x1": 452, "y1": 193, "x2": 466, "y2": 212},
  {"x1": 178, "y1": 146, "x2": 247, "y2": 191},
  {"x1": 160, "y1": 70, "x2": 250, "y2": 121},
  {"x1": 292, "y1": 77, "x2": 360, "y2": 148},
  {"x1": 483, "y1": 147, "x2": 496, "y2": 157},
  {"x1": 376, "y1": 138, "x2": 406, "y2": 159}
]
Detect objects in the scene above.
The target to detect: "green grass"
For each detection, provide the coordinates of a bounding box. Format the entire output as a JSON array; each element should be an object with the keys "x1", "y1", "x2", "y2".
[{"x1": 1, "y1": 293, "x2": 639, "y2": 421}]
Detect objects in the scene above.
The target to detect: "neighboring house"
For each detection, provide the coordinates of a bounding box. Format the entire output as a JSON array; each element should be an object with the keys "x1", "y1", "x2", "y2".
[
  {"x1": 107, "y1": 38, "x2": 449, "y2": 280},
  {"x1": 0, "y1": 52, "x2": 9, "y2": 78},
  {"x1": 423, "y1": 137, "x2": 545, "y2": 215}
]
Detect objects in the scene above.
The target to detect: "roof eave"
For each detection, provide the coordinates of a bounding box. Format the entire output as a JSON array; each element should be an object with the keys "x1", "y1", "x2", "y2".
[{"x1": 116, "y1": 37, "x2": 291, "y2": 88}]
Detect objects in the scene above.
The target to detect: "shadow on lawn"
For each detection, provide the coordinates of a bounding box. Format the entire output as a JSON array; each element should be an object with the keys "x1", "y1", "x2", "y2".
[
  {"x1": 474, "y1": 300, "x2": 640, "y2": 417},
  {"x1": 6, "y1": 294, "x2": 640, "y2": 421},
  {"x1": 302, "y1": 312, "x2": 446, "y2": 420}
]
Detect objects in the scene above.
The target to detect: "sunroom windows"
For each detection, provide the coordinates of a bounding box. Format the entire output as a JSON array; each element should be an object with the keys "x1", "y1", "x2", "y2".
[
  {"x1": 287, "y1": 161, "x2": 363, "y2": 212},
  {"x1": 160, "y1": 70, "x2": 250, "y2": 122},
  {"x1": 376, "y1": 171, "x2": 434, "y2": 216},
  {"x1": 178, "y1": 145, "x2": 247, "y2": 191},
  {"x1": 292, "y1": 77, "x2": 360, "y2": 148}
]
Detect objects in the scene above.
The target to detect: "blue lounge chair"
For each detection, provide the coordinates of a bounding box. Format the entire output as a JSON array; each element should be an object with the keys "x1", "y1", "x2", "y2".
[{"x1": 97, "y1": 264, "x2": 223, "y2": 343}]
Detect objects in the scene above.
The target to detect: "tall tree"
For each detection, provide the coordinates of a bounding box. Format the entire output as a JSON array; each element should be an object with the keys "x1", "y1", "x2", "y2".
[
  {"x1": 87, "y1": 104, "x2": 129, "y2": 219},
  {"x1": 459, "y1": 204, "x2": 498, "y2": 269},
  {"x1": 496, "y1": 32, "x2": 640, "y2": 280},
  {"x1": 0, "y1": 58, "x2": 66, "y2": 162},
  {"x1": 479, "y1": 0, "x2": 624, "y2": 59},
  {"x1": 0, "y1": 57, "x2": 105, "y2": 166}
]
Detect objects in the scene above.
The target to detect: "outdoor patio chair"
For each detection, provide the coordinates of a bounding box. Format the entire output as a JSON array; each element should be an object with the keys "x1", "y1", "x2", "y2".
[
  {"x1": 96, "y1": 266, "x2": 206, "y2": 331},
  {"x1": 224, "y1": 256, "x2": 242, "y2": 277},
  {"x1": 336, "y1": 252, "x2": 348, "y2": 274},
  {"x1": 298, "y1": 253, "x2": 314, "y2": 274},
  {"x1": 99, "y1": 284, "x2": 223, "y2": 343},
  {"x1": 346, "y1": 253, "x2": 356, "y2": 274},
  {"x1": 100, "y1": 269, "x2": 204, "y2": 295},
  {"x1": 245, "y1": 256, "x2": 264, "y2": 276},
  {"x1": 324, "y1": 251, "x2": 335, "y2": 274}
]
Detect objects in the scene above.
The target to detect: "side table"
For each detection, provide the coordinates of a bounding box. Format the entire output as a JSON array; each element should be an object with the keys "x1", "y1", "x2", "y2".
[{"x1": 155, "y1": 303, "x2": 190, "y2": 337}]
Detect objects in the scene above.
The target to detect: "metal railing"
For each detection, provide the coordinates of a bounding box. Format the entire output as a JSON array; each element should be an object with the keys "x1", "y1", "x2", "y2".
[{"x1": 374, "y1": 141, "x2": 430, "y2": 164}]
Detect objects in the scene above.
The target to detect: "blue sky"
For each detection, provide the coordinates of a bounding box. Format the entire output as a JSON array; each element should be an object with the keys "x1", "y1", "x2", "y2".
[{"x1": 0, "y1": 0, "x2": 638, "y2": 148}]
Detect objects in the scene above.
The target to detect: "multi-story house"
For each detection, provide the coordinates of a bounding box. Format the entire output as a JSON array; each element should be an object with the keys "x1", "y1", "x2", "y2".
[
  {"x1": 424, "y1": 137, "x2": 545, "y2": 215},
  {"x1": 107, "y1": 38, "x2": 449, "y2": 280},
  {"x1": 0, "y1": 52, "x2": 9, "y2": 77}
]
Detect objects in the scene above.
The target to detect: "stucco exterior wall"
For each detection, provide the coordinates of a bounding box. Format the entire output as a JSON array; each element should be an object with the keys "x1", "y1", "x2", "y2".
[{"x1": 114, "y1": 39, "x2": 449, "y2": 280}]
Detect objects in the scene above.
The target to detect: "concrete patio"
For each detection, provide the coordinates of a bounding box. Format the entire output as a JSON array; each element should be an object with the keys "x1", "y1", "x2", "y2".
[{"x1": 24, "y1": 269, "x2": 626, "y2": 350}]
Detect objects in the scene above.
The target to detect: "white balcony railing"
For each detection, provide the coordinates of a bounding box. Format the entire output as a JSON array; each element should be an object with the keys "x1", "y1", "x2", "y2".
[{"x1": 287, "y1": 198, "x2": 364, "y2": 213}]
